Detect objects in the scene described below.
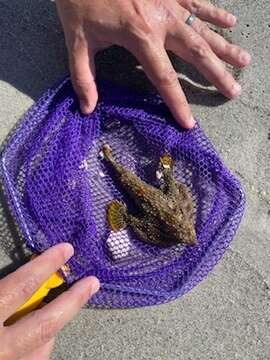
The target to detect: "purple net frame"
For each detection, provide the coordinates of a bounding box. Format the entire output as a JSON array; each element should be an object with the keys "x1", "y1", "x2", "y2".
[{"x1": 0, "y1": 77, "x2": 245, "y2": 308}]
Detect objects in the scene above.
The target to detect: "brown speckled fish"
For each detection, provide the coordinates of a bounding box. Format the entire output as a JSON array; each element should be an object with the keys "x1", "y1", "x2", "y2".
[{"x1": 102, "y1": 144, "x2": 197, "y2": 246}]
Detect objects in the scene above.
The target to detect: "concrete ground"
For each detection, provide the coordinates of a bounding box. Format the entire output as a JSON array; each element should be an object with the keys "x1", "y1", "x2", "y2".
[{"x1": 0, "y1": 0, "x2": 269, "y2": 359}]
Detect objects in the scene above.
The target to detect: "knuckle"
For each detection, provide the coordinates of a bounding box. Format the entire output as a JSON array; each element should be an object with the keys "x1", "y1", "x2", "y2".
[
  {"x1": 217, "y1": 67, "x2": 232, "y2": 93},
  {"x1": 155, "y1": 68, "x2": 178, "y2": 88},
  {"x1": 235, "y1": 46, "x2": 244, "y2": 60},
  {"x1": 223, "y1": 41, "x2": 231, "y2": 54},
  {"x1": 39, "y1": 318, "x2": 59, "y2": 343},
  {"x1": 222, "y1": 68, "x2": 229, "y2": 83},
  {"x1": 0, "y1": 291, "x2": 11, "y2": 311},
  {"x1": 190, "y1": 38, "x2": 210, "y2": 59},
  {"x1": 196, "y1": 21, "x2": 208, "y2": 37},
  {"x1": 0, "y1": 277, "x2": 40, "y2": 312},
  {"x1": 70, "y1": 72, "x2": 93, "y2": 96},
  {"x1": 51, "y1": 245, "x2": 68, "y2": 266},
  {"x1": 73, "y1": 78, "x2": 92, "y2": 95},
  {"x1": 75, "y1": 288, "x2": 89, "y2": 308},
  {"x1": 20, "y1": 276, "x2": 40, "y2": 297},
  {"x1": 226, "y1": 70, "x2": 235, "y2": 89},
  {"x1": 177, "y1": 97, "x2": 189, "y2": 107},
  {"x1": 224, "y1": 42, "x2": 235, "y2": 57},
  {"x1": 124, "y1": 16, "x2": 152, "y2": 42},
  {"x1": 190, "y1": 0, "x2": 203, "y2": 13},
  {"x1": 67, "y1": 31, "x2": 86, "y2": 52},
  {"x1": 217, "y1": 9, "x2": 228, "y2": 20}
]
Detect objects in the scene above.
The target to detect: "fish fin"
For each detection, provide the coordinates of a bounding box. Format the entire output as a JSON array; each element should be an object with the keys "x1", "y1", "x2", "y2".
[
  {"x1": 107, "y1": 200, "x2": 127, "y2": 231},
  {"x1": 160, "y1": 154, "x2": 173, "y2": 169},
  {"x1": 159, "y1": 154, "x2": 175, "y2": 192},
  {"x1": 180, "y1": 184, "x2": 196, "y2": 219},
  {"x1": 102, "y1": 144, "x2": 113, "y2": 161}
]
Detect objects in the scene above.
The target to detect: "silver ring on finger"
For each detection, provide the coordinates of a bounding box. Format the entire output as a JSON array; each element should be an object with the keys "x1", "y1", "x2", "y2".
[{"x1": 185, "y1": 14, "x2": 197, "y2": 27}]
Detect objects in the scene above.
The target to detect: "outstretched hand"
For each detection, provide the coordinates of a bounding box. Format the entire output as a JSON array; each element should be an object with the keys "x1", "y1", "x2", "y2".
[{"x1": 56, "y1": 0, "x2": 250, "y2": 129}]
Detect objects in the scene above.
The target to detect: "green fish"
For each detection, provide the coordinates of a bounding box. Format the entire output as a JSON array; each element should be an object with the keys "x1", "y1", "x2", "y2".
[{"x1": 101, "y1": 144, "x2": 197, "y2": 246}]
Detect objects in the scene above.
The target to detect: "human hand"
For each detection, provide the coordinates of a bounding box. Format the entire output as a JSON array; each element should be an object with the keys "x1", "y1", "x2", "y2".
[
  {"x1": 0, "y1": 243, "x2": 100, "y2": 360},
  {"x1": 56, "y1": 0, "x2": 250, "y2": 129}
]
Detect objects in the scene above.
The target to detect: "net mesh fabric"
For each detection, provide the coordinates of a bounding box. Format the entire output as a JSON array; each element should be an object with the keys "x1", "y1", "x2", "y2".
[{"x1": 0, "y1": 77, "x2": 245, "y2": 308}]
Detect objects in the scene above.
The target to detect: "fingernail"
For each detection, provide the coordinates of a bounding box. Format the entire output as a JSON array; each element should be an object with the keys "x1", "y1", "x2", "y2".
[
  {"x1": 232, "y1": 83, "x2": 242, "y2": 98},
  {"x1": 189, "y1": 115, "x2": 196, "y2": 128},
  {"x1": 227, "y1": 14, "x2": 237, "y2": 26},
  {"x1": 240, "y1": 52, "x2": 251, "y2": 65},
  {"x1": 80, "y1": 100, "x2": 92, "y2": 115},
  {"x1": 85, "y1": 276, "x2": 100, "y2": 296},
  {"x1": 63, "y1": 243, "x2": 74, "y2": 260},
  {"x1": 184, "y1": 115, "x2": 195, "y2": 129}
]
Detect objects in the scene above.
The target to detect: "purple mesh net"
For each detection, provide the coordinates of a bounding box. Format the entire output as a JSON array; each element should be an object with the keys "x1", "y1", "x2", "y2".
[{"x1": 0, "y1": 77, "x2": 245, "y2": 308}]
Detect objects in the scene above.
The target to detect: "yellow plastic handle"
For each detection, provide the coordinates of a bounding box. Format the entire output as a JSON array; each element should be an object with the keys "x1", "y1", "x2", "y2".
[{"x1": 5, "y1": 271, "x2": 64, "y2": 325}]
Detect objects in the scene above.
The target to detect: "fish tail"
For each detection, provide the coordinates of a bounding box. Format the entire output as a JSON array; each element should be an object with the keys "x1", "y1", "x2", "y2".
[
  {"x1": 107, "y1": 200, "x2": 128, "y2": 231},
  {"x1": 101, "y1": 144, "x2": 126, "y2": 175}
]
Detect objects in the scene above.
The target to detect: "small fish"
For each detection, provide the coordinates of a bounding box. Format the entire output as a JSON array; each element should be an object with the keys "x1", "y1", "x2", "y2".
[{"x1": 101, "y1": 144, "x2": 197, "y2": 247}]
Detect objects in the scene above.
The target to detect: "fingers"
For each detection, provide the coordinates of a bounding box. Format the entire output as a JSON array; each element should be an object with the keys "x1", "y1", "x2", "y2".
[
  {"x1": 168, "y1": 23, "x2": 242, "y2": 99},
  {"x1": 177, "y1": 0, "x2": 237, "y2": 28},
  {"x1": 68, "y1": 42, "x2": 98, "y2": 114},
  {"x1": 191, "y1": 19, "x2": 251, "y2": 68},
  {"x1": 55, "y1": 0, "x2": 98, "y2": 114},
  {"x1": 2, "y1": 277, "x2": 100, "y2": 360},
  {"x1": 133, "y1": 40, "x2": 195, "y2": 129},
  {"x1": 0, "y1": 243, "x2": 74, "y2": 322}
]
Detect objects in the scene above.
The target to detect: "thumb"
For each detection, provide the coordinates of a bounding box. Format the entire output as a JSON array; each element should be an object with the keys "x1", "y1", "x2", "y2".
[{"x1": 69, "y1": 44, "x2": 98, "y2": 114}]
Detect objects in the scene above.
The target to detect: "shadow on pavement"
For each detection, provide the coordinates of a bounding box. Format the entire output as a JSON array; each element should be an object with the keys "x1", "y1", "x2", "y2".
[{"x1": 0, "y1": 0, "x2": 228, "y2": 105}]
